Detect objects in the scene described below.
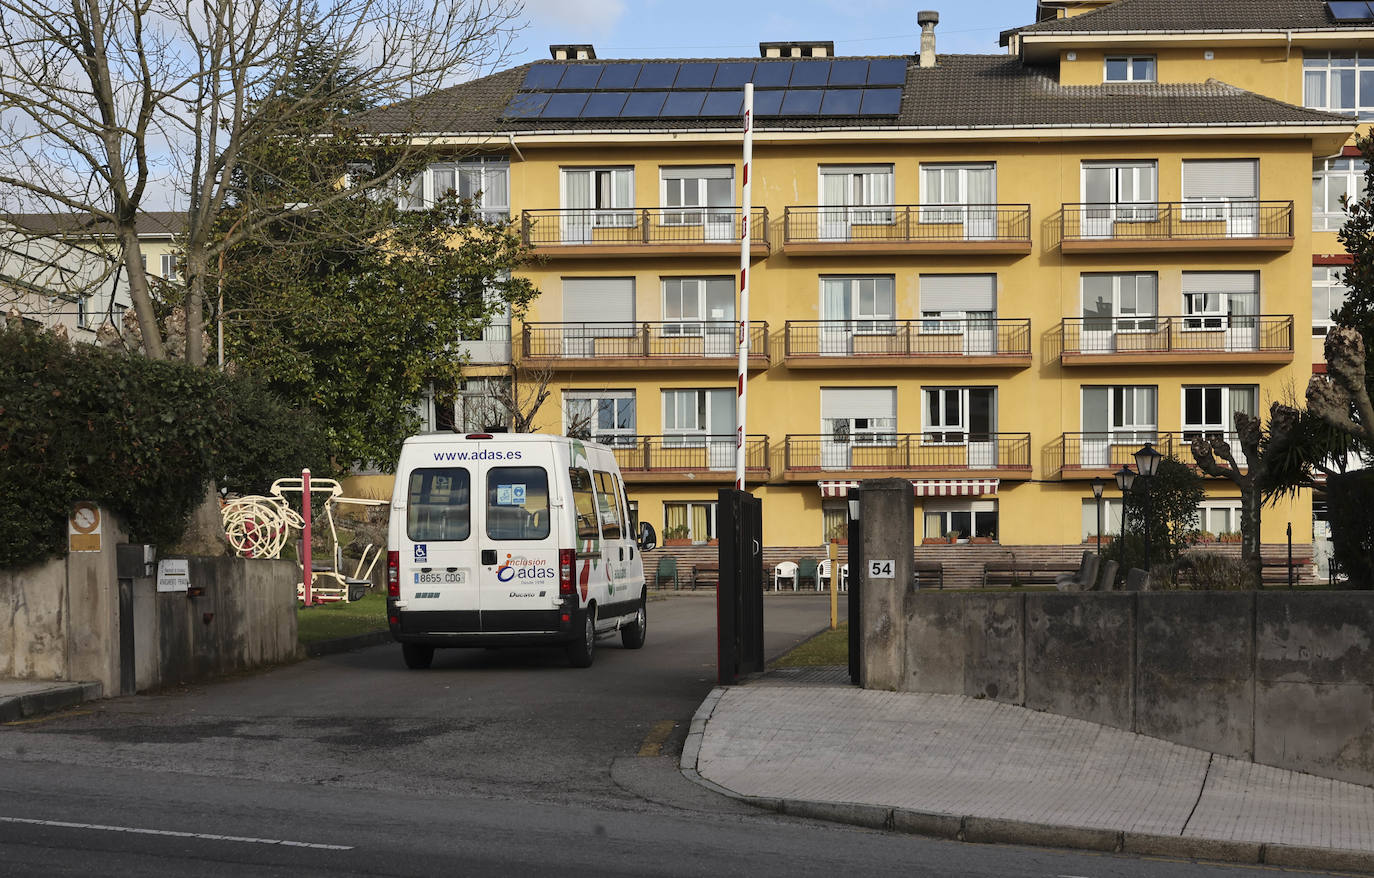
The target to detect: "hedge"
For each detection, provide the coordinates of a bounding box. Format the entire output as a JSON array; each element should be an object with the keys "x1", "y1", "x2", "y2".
[{"x1": 0, "y1": 323, "x2": 329, "y2": 568}]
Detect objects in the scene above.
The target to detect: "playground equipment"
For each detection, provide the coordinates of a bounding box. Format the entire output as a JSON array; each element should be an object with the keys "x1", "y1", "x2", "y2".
[{"x1": 221, "y1": 471, "x2": 385, "y2": 604}]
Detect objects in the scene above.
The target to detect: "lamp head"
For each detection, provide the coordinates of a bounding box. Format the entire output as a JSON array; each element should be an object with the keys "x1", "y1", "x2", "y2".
[
  {"x1": 1134, "y1": 442, "x2": 1162, "y2": 478},
  {"x1": 1091, "y1": 477, "x2": 1104, "y2": 500},
  {"x1": 847, "y1": 498, "x2": 860, "y2": 520},
  {"x1": 1114, "y1": 466, "x2": 1135, "y2": 493}
]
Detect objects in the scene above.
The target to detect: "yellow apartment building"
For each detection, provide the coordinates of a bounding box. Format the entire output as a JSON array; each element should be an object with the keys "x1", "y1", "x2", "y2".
[{"x1": 352, "y1": 0, "x2": 1367, "y2": 561}]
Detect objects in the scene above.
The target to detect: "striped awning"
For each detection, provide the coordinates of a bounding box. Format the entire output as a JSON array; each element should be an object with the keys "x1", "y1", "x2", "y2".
[{"x1": 817, "y1": 478, "x2": 1000, "y2": 498}]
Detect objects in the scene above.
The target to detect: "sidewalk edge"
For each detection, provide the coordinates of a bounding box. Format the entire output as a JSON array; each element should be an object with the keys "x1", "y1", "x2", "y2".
[{"x1": 0, "y1": 681, "x2": 103, "y2": 723}]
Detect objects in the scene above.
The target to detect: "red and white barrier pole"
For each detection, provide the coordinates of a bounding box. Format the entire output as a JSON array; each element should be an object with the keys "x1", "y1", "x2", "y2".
[
  {"x1": 302, "y1": 467, "x2": 313, "y2": 606},
  {"x1": 735, "y1": 82, "x2": 754, "y2": 491}
]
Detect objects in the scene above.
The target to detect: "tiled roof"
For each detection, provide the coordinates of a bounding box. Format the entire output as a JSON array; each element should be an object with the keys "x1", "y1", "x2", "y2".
[
  {"x1": 1013, "y1": 0, "x2": 1365, "y2": 36},
  {"x1": 4, "y1": 211, "x2": 187, "y2": 237},
  {"x1": 355, "y1": 53, "x2": 1352, "y2": 136}
]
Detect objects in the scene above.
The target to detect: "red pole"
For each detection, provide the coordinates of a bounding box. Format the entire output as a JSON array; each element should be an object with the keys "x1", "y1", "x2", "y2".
[{"x1": 302, "y1": 467, "x2": 313, "y2": 606}]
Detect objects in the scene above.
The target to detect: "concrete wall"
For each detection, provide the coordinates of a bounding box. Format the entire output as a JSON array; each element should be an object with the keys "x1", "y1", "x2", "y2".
[{"x1": 890, "y1": 590, "x2": 1374, "y2": 787}]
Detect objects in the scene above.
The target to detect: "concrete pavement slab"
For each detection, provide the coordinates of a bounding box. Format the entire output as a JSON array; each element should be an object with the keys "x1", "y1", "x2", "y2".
[{"x1": 0, "y1": 679, "x2": 102, "y2": 722}]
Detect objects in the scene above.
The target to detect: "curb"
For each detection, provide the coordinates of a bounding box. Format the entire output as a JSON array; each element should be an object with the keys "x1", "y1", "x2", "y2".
[
  {"x1": 0, "y1": 681, "x2": 103, "y2": 723},
  {"x1": 678, "y1": 688, "x2": 1374, "y2": 876},
  {"x1": 303, "y1": 630, "x2": 392, "y2": 658}
]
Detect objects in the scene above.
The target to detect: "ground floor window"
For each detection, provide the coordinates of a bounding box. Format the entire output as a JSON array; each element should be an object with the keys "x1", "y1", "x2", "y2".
[
  {"x1": 923, "y1": 499, "x2": 997, "y2": 541},
  {"x1": 1197, "y1": 499, "x2": 1243, "y2": 539},
  {"x1": 1081, "y1": 498, "x2": 1125, "y2": 541},
  {"x1": 665, "y1": 501, "x2": 716, "y2": 544},
  {"x1": 822, "y1": 501, "x2": 848, "y2": 542}
]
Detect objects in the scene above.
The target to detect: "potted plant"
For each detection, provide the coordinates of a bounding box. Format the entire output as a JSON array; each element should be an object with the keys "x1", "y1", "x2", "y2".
[
  {"x1": 826, "y1": 521, "x2": 848, "y2": 545},
  {"x1": 1218, "y1": 531, "x2": 1241, "y2": 543},
  {"x1": 663, "y1": 524, "x2": 692, "y2": 547},
  {"x1": 969, "y1": 533, "x2": 994, "y2": 545},
  {"x1": 944, "y1": 530, "x2": 962, "y2": 544}
]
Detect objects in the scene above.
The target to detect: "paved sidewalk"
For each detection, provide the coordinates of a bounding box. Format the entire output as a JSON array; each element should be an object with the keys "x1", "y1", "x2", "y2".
[
  {"x1": 683, "y1": 674, "x2": 1374, "y2": 873},
  {"x1": 0, "y1": 679, "x2": 102, "y2": 723}
]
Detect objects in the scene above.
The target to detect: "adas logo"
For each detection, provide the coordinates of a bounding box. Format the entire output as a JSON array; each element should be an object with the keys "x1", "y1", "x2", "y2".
[{"x1": 497, "y1": 553, "x2": 556, "y2": 583}]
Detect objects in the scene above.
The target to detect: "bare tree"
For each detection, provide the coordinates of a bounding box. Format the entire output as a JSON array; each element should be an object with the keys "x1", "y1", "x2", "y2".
[
  {"x1": 1190, "y1": 408, "x2": 1286, "y2": 588},
  {"x1": 0, "y1": 0, "x2": 523, "y2": 365},
  {"x1": 1308, "y1": 327, "x2": 1374, "y2": 448}
]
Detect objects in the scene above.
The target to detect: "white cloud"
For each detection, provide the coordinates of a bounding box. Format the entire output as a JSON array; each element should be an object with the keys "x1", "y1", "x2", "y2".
[{"x1": 521, "y1": 0, "x2": 626, "y2": 38}]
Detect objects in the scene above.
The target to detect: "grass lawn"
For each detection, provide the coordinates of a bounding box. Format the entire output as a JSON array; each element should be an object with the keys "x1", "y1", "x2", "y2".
[
  {"x1": 770, "y1": 622, "x2": 848, "y2": 669},
  {"x1": 296, "y1": 592, "x2": 389, "y2": 644}
]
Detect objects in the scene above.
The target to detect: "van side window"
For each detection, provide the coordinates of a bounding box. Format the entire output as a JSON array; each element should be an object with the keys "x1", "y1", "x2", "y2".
[
  {"x1": 486, "y1": 466, "x2": 551, "y2": 540},
  {"x1": 612, "y1": 473, "x2": 630, "y2": 533},
  {"x1": 407, "y1": 468, "x2": 471, "y2": 542},
  {"x1": 568, "y1": 467, "x2": 600, "y2": 542},
  {"x1": 593, "y1": 470, "x2": 623, "y2": 540}
]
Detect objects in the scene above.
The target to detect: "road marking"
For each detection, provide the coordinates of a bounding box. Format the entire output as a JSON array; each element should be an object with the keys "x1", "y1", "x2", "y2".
[
  {"x1": 0, "y1": 816, "x2": 352, "y2": 850},
  {"x1": 637, "y1": 720, "x2": 676, "y2": 757},
  {"x1": 3, "y1": 710, "x2": 93, "y2": 726}
]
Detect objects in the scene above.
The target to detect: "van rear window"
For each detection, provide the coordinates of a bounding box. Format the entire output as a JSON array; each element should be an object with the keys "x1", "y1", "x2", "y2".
[
  {"x1": 407, "y1": 468, "x2": 470, "y2": 542},
  {"x1": 486, "y1": 467, "x2": 550, "y2": 540}
]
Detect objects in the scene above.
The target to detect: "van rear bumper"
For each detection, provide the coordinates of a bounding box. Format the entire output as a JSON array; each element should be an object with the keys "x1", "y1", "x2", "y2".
[{"x1": 388, "y1": 602, "x2": 578, "y2": 646}]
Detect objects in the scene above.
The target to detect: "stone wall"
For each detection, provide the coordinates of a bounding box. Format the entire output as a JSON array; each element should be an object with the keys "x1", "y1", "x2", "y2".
[{"x1": 890, "y1": 589, "x2": 1374, "y2": 787}]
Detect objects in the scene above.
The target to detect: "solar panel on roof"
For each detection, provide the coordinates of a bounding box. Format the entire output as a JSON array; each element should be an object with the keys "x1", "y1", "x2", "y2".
[
  {"x1": 582, "y1": 91, "x2": 629, "y2": 117},
  {"x1": 541, "y1": 91, "x2": 589, "y2": 118},
  {"x1": 860, "y1": 87, "x2": 902, "y2": 115},
  {"x1": 596, "y1": 64, "x2": 642, "y2": 89},
  {"x1": 558, "y1": 64, "x2": 604, "y2": 89},
  {"x1": 829, "y1": 60, "x2": 869, "y2": 86},
  {"x1": 622, "y1": 91, "x2": 668, "y2": 117},
  {"x1": 713, "y1": 62, "x2": 756, "y2": 88},
  {"x1": 701, "y1": 90, "x2": 744, "y2": 116},
  {"x1": 781, "y1": 88, "x2": 823, "y2": 114},
  {"x1": 1329, "y1": 0, "x2": 1374, "y2": 19},
  {"x1": 635, "y1": 62, "x2": 679, "y2": 89},
  {"x1": 661, "y1": 90, "x2": 707, "y2": 116},
  {"x1": 752, "y1": 61, "x2": 794, "y2": 88},
  {"x1": 675, "y1": 62, "x2": 718, "y2": 88},
  {"x1": 522, "y1": 64, "x2": 566, "y2": 90},
  {"x1": 751, "y1": 89, "x2": 785, "y2": 115},
  {"x1": 820, "y1": 88, "x2": 863, "y2": 115},
  {"x1": 789, "y1": 61, "x2": 831, "y2": 87},
  {"x1": 504, "y1": 92, "x2": 549, "y2": 118},
  {"x1": 866, "y1": 58, "x2": 908, "y2": 85}
]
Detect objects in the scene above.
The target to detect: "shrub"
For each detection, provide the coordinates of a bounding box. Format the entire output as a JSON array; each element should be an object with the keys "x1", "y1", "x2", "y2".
[{"x1": 1171, "y1": 551, "x2": 1252, "y2": 591}]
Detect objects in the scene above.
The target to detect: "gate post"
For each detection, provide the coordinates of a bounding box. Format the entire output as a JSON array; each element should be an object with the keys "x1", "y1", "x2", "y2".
[
  {"x1": 856, "y1": 478, "x2": 915, "y2": 691},
  {"x1": 717, "y1": 488, "x2": 764, "y2": 684},
  {"x1": 847, "y1": 486, "x2": 863, "y2": 685}
]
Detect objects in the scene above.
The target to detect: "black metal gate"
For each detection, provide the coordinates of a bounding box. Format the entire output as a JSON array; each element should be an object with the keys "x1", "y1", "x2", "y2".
[{"x1": 717, "y1": 488, "x2": 764, "y2": 684}]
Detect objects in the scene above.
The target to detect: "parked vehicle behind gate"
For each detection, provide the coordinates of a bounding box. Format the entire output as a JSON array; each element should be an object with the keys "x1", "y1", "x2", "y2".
[{"x1": 387, "y1": 433, "x2": 657, "y2": 668}]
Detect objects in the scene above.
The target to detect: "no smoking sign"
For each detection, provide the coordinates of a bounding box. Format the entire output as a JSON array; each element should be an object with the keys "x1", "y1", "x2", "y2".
[{"x1": 68, "y1": 501, "x2": 102, "y2": 552}]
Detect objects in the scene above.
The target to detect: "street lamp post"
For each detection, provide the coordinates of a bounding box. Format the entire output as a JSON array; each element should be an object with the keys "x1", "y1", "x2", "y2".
[
  {"x1": 1133, "y1": 442, "x2": 1163, "y2": 570},
  {"x1": 1091, "y1": 477, "x2": 1105, "y2": 556},
  {"x1": 1115, "y1": 464, "x2": 1136, "y2": 566}
]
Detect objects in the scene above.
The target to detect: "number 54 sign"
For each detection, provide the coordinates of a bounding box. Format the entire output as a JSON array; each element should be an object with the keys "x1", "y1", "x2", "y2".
[{"x1": 868, "y1": 559, "x2": 895, "y2": 579}]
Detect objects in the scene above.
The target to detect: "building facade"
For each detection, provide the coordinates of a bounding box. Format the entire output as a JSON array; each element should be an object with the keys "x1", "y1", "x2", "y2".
[{"x1": 353, "y1": 0, "x2": 1368, "y2": 558}]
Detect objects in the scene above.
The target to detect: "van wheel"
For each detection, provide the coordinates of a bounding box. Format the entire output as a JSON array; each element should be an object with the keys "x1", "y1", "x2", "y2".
[
  {"x1": 402, "y1": 644, "x2": 434, "y2": 669},
  {"x1": 621, "y1": 594, "x2": 646, "y2": 650},
  {"x1": 567, "y1": 610, "x2": 595, "y2": 668}
]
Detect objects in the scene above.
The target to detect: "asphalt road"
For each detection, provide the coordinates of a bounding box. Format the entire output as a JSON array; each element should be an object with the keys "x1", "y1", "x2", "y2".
[{"x1": 0, "y1": 594, "x2": 1345, "y2": 877}]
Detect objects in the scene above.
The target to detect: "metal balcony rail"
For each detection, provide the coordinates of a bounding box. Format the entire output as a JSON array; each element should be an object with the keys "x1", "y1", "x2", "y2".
[
  {"x1": 602, "y1": 435, "x2": 770, "y2": 474},
  {"x1": 1061, "y1": 201, "x2": 1294, "y2": 242},
  {"x1": 782, "y1": 204, "x2": 1031, "y2": 245},
  {"x1": 784, "y1": 433, "x2": 1031, "y2": 472},
  {"x1": 520, "y1": 207, "x2": 768, "y2": 248},
  {"x1": 784, "y1": 318, "x2": 1031, "y2": 358},
  {"x1": 1059, "y1": 432, "x2": 1248, "y2": 473},
  {"x1": 1060, "y1": 315, "x2": 1293, "y2": 356},
  {"x1": 522, "y1": 321, "x2": 768, "y2": 361}
]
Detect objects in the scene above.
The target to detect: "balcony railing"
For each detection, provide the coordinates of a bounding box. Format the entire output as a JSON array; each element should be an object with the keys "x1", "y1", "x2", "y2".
[
  {"x1": 522, "y1": 321, "x2": 768, "y2": 366},
  {"x1": 520, "y1": 207, "x2": 768, "y2": 251},
  {"x1": 1057, "y1": 432, "x2": 1247, "y2": 475},
  {"x1": 784, "y1": 318, "x2": 1031, "y2": 361},
  {"x1": 784, "y1": 433, "x2": 1031, "y2": 474},
  {"x1": 1059, "y1": 315, "x2": 1293, "y2": 360},
  {"x1": 605, "y1": 435, "x2": 769, "y2": 479},
  {"x1": 1061, "y1": 201, "x2": 1294, "y2": 247},
  {"x1": 782, "y1": 204, "x2": 1031, "y2": 248}
]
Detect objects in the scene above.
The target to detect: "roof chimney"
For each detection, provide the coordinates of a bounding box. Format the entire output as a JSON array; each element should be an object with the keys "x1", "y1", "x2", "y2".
[
  {"x1": 549, "y1": 43, "x2": 596, "y2": 61},
  {"x1": 758, "y1": 40, "x2": 835, "y2": 59},
  {"x1": 917, "y1": 10, "x2": 939, "y2": 68}
]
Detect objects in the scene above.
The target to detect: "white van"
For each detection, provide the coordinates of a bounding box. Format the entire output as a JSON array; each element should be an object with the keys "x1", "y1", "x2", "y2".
[{"x1": 386, "y1": 432, "x2": 657, "y2": 669}]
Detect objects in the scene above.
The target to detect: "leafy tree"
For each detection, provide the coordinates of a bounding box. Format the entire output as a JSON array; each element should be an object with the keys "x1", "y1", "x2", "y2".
[{"x1": 1107, "y1": 455, "x2": 1204, "y2": 575}]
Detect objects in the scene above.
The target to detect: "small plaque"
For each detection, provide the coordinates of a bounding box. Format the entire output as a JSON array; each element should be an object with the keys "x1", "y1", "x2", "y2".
[
  {"x1": 868, "y1": 559, "x2": 895, "y2": 579},
  {"x1": 157, "y1": 559, "x2": 190, "y2": 593}
]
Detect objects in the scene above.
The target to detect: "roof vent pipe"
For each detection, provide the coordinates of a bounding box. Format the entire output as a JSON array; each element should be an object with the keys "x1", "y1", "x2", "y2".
[{"x1": 918, "y1": 10, "x2": 939, "y2": 68}]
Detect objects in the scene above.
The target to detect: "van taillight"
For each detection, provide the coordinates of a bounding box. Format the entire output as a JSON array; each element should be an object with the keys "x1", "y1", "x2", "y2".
[
  {"x1": 559, "y1": 549, "x2": 576, "y2": 597},
  {"x1": 387, "y1": 551, "x2": 400, "y2": 597}
]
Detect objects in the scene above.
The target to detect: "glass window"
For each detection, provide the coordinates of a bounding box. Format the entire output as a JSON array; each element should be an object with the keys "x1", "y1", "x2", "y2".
[
  {"x1": 665, "y1": 501, "x2": 716, "y2": 543},
  {"x1": 568, "y1": 467, "x2": 600, "y2": 541},
  {"x1": 1313, "y1": 157, "x2": 1367, "y2": 231},
  {"x1": 1313, "y1": 266, "x2": 1351, "y2": 335},
  {"x1": 565, "y1": 390, "x2": 636, "y2": 445},
  {"x1": 406, "y1": 468, "x2": 471, "y2": 542},
  {"x1": 402, "y1": 157, "x2": 510, "y2": 217},
  {"x1": 1081, "y1": 498, "x2": 1125, "y2": 540},
  {"x1": 1305, "y1": 52, "x2": 1374, "y2": 120},
  {"x1": 923, "y1": 500, "x2": 998, "y2": 541},
  {"x1": 1104, "y1": 55, "x2": 1155, "y2": 82},
  {"x1": 485, "y1": 467, "x2": 550, "y2": 540},
  {"x1": 819, "y1": 165, "x2": 895, "y2": 224},
  {"x1": 593, "y1": 470, "x2": 623, "y2": 540}
]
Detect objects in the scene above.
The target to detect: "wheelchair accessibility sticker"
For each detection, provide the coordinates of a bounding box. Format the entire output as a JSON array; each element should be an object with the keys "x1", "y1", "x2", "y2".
[{"x1": 414, "y1": 544, "x2": 428, "y2": 563}]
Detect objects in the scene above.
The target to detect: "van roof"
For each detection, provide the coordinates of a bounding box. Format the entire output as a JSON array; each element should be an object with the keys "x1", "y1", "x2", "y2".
[{"x1": 400, "y1": 432, "x2": 611, "y2": 448}]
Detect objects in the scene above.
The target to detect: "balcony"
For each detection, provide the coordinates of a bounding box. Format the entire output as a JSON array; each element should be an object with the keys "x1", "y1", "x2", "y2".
[
  {"x1": 784, "y1": 318, "x2": 1031, "y2": 369},
  {"x1": 782, "y1": 204, "x2": 1032, "y2": 255},
  {"x1": 457, "y1": 322, "x2": 511, "y2": 366},
  {"x1": 519, "y1": 207, "x2": 769, "y2": 258},
  {"x1": 782, "y1": 433, "x2": 1032, "y2": 480},
  {"x1": 610, "y1": 435, "x2": 770, "y2": 484},
  {"x1": 1058, "y1": 316, "x2": 1294, "y2": 365},
  {"x1": 1054, "y1": 432, "x2": 1246, "y2": 479},
  {"x1": 521, "y1": 321, "x2": 768, "y2": 371},
  {"x1": 1060, "y1": 201, "x2": 1294, "y2": 252}
]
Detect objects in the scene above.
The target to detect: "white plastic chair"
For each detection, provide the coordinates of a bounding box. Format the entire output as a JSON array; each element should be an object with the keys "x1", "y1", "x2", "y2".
[
  {"x1": 773, "y1": 561, "x2": 798, "y2": 591},
  {"x1": 817, "y1": 559, "x2": 832, "y2": 592},
  {"x1": 839, "y1": 563, "x2": 849, "y2": 593}
]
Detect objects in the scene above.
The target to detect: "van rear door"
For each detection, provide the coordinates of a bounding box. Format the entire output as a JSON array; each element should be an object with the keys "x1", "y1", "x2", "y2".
[
  {"x1": 401, "y1": 465, "x2": 480, "y2": 628},
  {"x1": 477, "y1": 460, "x2": 562, "y2": 632}
]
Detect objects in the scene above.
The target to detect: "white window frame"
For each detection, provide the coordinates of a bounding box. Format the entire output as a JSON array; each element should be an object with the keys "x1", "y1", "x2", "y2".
[
  {"x1": 403, "y1": 157, "x2": 510, "y2": 218},
  {"x1": 923, "y1": 499, "x2": 998, "y2": 542},
  {"x1": 819, "y1": 165, "x2": 895, "y2": 225},
  {"x1": 1181, "y1": 385, "x2": 1258, "y2": 438},
  {"x1": 664, "y1": 501, "x2": 717, "y2": 544},
  {"x1": 662, "y1": 388, "x2": 733, "y2": 446},
  {"x1": 919, "y1": 162, "x2": 997, "y2": 223},
  {"x1": 159, "y1": 253, "x2": 178, "y2": 280},
  {"x1": 1313, "y1": 156, "x2": 1367, "y2": 232},
  {"x1": 660, "y1": 166, "x2": 734, "y2": 226},
  {"x1": 564, "y1": 390, "x2": 636, "y2": 447},
  {"x1": 561, "y1": 167, "x2": 635, "y2": 228},
  {"x1": 662, "y1": 277, "x2": 734, "y2": 337},
  {"x1": 922, "y1": 387, "x2": 996, "y2": 446},
  {"x1": 1082, "y1": 497, "x2": 1125, "y2": 541},
  {"x1": 1082, "y1": 273, "x2": 1158, "y2": 333},
  {"x1": 1181, "y1": 159, "x2": 1259, "y2": 223},
  {"x1": 1197, "y1": 499, "x2": 1243, "y2": 538},
  {"x1": 1104, "y1": 55, "x2": 1156, "y2": 82},
  {"x1": 1081, "y1": 161, "x2": 1159, "y2": 221},
  {"x1": 1304, "y1": 52, "x2": 1374, "y2": 121},
  {"x1": 1313, "y1": 265, "x2": 1350, "y2": 336},
  {"x1": 821, "y1": 276, "x2": 896, "y2": 335}
]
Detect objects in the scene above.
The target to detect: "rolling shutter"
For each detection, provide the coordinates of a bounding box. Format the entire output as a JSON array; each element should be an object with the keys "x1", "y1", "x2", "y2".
[
  {"x1": 820, "y1": 387, "x2": 896, "y2": 421},
  {"x1": 563, "y1": 278, "x2": 635, "y2": 336},
  {"x1": 1182, "y1": 160, "x2": 1258, "y2": 199},
  {"x1": 920, "y1": 274, "x2": 997, "y2": 312},
  {"x1": 1180, "y1": 272, "x2": 1259, "y2": 295}
]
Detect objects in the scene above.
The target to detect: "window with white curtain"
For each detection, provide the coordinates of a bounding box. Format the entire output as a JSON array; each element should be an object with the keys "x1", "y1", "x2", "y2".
[
  {"x1": 819, "y1": 165, "x2": 894, "y2": 224},
  {"x1": 1082, "y1": 273, "x2": 1157, "y2": 333},
  {"x1": 924, "y1": 500, "x2": 998, "y2": 541},
  {"x1": 1196, "y1": 500, "x2": 1243, "y2": 537},
  {"x1": 821, "y1": 276, "x2": 895, "y2": 333},
  {"x1": 1082, "y1": 386, "x2": 1157, "y2": 439},
  {"x1": 1181, "y1": 272, "x2": 1258, "y2": 332},
  {"x1": 1081, "y1": 498, "x2": 1125, "y2": 541},
  {"x1": 562, "y1": 167, "x2": 634, "y2": 227},
  {"x1": 1313, "y1": 157, "x2": 1368, "y2": 231},
  {"x1": 1304, "y1": 52, "x2": 1374, "y2": 120},
  {"x1": 1081, "y1": 161, "x2": 1158, "y2": 219},
  {"x1": 920, "y1": 163, "x2": 995, "y2": 223},
  {"x1": 664, "y1": 501, "x2": 716, "y2": 544},
  {"x1": 402, "y1": 157, "x2": 509, "y2": 217},
  {"x1": 663, "y1": 388, "x2": 734, "y2": 441},
  {"x1": 564, "y1": 390, "x2": 636, "y2": 446},
  {"x1": 1313, "y1": 266, "x2": 1350, "y2": 335},
  {"x1": 662, "y1": 277, "x2": 735, "y2": 336},
  {"x1": 660, "y1": 166, "x2": 734, "y2": 225}
]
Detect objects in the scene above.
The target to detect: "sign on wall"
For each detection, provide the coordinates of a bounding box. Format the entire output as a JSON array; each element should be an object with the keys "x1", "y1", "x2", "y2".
[
  {"x1": 68, "y1": 501, "x2": 102, "y2": 553},
  {"x1": 157, "y1": 559, "x2": 190, "y2": 593}
]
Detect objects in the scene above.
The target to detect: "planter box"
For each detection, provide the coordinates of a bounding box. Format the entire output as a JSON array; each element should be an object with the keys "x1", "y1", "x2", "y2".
[
  {"x1": 664, "y1": 538, "x2": 692, "y2": 547},
  {"x1": 922, "y1": 537, "x2": 947, "y2": 546}
]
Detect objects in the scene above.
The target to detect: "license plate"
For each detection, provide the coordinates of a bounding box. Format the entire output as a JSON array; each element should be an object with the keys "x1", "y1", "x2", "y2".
[{"x1": 413, "y1": 570, "x2": 468, "y2": 585}]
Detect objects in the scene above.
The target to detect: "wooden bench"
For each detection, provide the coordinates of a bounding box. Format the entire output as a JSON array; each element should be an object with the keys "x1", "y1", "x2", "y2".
[
  {"x1": 912, "y1": 562, "x2": 944, "y2": 589},
  {"x1": 983, "y1": 560, "x2": 1077, "y2": 588},
  {"x1": 1261, "y1": 556, "x2": 1311, "y2": 586},
  {"x1": 691, "y1": 563, "x2": 720, "y2": 590}
]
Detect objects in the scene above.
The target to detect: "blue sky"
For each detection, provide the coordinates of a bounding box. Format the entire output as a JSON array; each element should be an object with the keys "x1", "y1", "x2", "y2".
[{"x1": 508, "y1": 0, "x2": 1034, "y2": 65}]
